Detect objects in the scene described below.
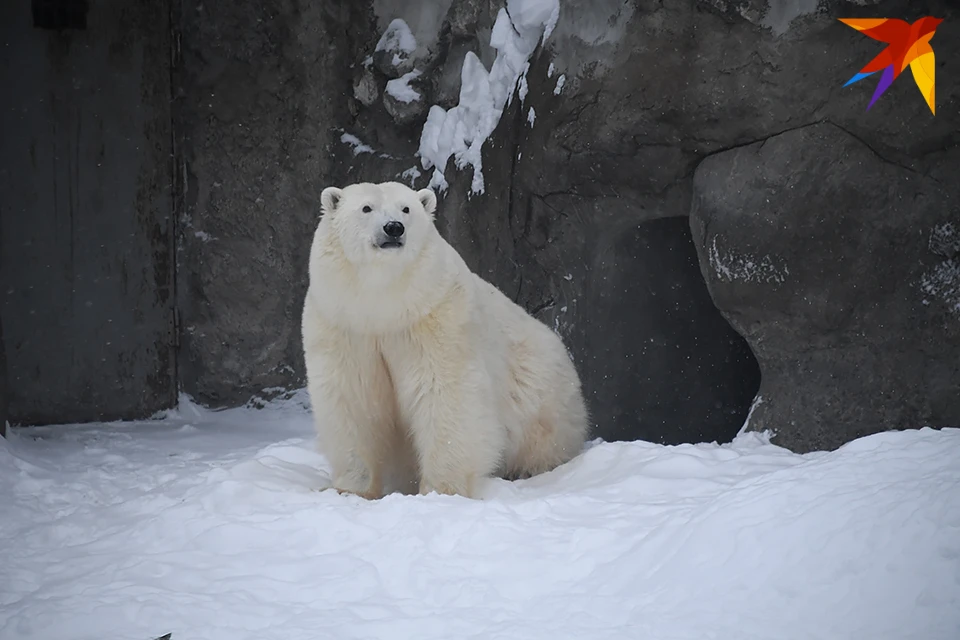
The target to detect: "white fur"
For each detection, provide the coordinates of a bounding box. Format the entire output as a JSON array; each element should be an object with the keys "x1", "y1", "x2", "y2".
[{"x1": 301, "y1": 181, "x2": 589, "y2": 499}]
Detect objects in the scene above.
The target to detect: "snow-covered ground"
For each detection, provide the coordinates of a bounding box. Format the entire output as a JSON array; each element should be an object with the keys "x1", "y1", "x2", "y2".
[{"x1": 1, "y1": 392, "x2": 958, "y2": 640}]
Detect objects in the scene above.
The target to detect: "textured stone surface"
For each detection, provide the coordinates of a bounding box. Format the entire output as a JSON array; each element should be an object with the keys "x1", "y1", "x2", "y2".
[
  {"x1": 0, "y1": 0, "x2": 177, "y2": 425},
  {"x1": 175, "y1": 0, "x2": 376, "y2": 406},
  {"x1": 690, "y1": 123, "x2": 960, "y2": 452},
  {"x1": 0, "y1": 313, "x2": 6, "y2": 437},
  {"x1": 354, "y1": 68, "x2": 380, "y2": 108},
  {"x1": 532, "y1": 0, "x2": 957, "y2": 447},
  {"x1": 383, "y1": 74, "x2": 427, "y2": 124},
  {"x1": 173, "y1": 0, "x2": 960, "y2": 451},
  {"x1": 334, "y1": 0, "x2": 959, "y2": 447}
]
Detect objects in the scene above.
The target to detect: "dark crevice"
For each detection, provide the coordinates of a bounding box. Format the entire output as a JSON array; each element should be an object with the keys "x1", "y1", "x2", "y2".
[
  {"x1": 824, "y1": 120, "x2": 927, "y2": 179},
  {"x1": 530, "y1": 298, "x2": 556, "y2": 316},
  {"x1": 694, "y1": 120, "x2": 928, "y2": 180},
  {"x1": 697, "y1": 120, "x2": 827, "y2": 161}
]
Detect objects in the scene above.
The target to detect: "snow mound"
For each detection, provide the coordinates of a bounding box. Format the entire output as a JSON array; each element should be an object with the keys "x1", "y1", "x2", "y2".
[
  {"x1": 376, "y1": 18, "x2": 417, "y2": 56},
  {"x1": 417, "y1": 0, "x2": 560, "y2": 194},
  {"x1": 1, "y1": 398, "x2": 958, "y2": 640},
  {"x1": 386, "y1": 69, "x2": 423, "y2": 103},
  {"x1": 509, "y1": 0, "x2": 560, "y2": 42}
]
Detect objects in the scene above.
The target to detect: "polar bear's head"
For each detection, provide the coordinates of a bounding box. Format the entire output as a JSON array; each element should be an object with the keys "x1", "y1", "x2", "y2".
[{"x1": 318, "y1": 181, "x2": 438, "y2": 266}]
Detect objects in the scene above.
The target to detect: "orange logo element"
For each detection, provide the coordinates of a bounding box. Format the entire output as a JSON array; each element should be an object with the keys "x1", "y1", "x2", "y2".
[{"x1": 839, "y1": 17, "x2": 942, "y2": 115}]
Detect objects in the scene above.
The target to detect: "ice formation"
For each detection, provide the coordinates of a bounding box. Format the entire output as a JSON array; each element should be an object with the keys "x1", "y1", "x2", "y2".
[{"x1": 416, "y1": 0, "x2": 561, "y2": 194}]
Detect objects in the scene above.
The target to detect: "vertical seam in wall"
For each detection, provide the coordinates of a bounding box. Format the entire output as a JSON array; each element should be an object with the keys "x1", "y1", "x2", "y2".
[{"x1": 168, "y1": 0, "x2": 183, "y2": 405}]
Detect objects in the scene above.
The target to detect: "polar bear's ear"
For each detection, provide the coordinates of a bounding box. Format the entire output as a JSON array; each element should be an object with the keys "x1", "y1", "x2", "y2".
[
  {"x1": 417, "y1": 188, "x2": 437, "y2": 215},
  {"x1": 320, "y1": 187, "x2": 343, "y2": 216}
]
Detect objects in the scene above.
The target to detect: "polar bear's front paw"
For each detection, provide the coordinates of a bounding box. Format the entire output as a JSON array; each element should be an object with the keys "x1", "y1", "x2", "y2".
[
  {"x1": 418, "y1": 475, "x2": 475, "y2": 499},
  {"x1": 334, "y1": 487, "x2": 383, "y2": 500},
  {"x1": 332, "y1": 470, "x2": 383, "y2": 500}
]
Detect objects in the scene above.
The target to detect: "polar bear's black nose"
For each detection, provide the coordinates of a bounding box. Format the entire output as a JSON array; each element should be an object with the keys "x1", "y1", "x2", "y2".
[{"x1": 383, "y1": 221, "x2": 405, "y2": 238}]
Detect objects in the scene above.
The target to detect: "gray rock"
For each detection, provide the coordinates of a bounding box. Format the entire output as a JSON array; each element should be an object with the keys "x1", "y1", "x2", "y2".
[
  {"x1": 354, "y1": 68, "x2": 380, "y2": 107},
  {"x1": 697, "y1": 0, "x2": 767, "y2": 26},
  {"x1": 383, "y1": 72, "x2": 427, "y2": 124},
  {"x1": 690, "y1": 123, "x2": 960, "y2": 453},
  {"x1": 0, "y1": 313, "x2": 6, "y2": 438},
  {"x1": 444, "y1": 0, "x2": 484, "y2": 37},
  {"x1": 371, "y1": 17, "x2": 418, "y2": 78},
  {"x1": 373, "y1": 49, "x2": 415, "y2": 79}
]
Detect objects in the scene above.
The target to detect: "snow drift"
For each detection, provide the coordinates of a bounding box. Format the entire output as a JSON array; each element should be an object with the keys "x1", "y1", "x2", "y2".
[{"x1": 1, "y1": 391, "x2": 958, "y2": 640}]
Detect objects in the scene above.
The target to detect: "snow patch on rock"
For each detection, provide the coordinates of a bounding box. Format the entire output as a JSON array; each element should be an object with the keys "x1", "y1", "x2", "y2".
[
  {"x1": 554, "y1": 73, "x2": 565, "y2": 95},
  {"x1": 738, "y1": 394, "x2": 765, "y2": 437},
  {"x1": 509, "y1": 0, "x2": 560, "y2": 42},
  {"x1": 386, "y1": 69, "x2": 423, "y2": 103},
  {"x1": 518, "y1": 63, "x2": 530, "y2": 104},
  {"x1": 709, "y1": 236, "x2": 790, "y2": 285},
  {"x1": 929, "y1": 222, "x2": 960, "y2": 258},
  {"x1": 373, "y1": 0, "x2": 452, "y2": 60},
  {"x1": 375, "y1": 18, "x2": 417, "y2": 56},
  {"x1": 339, "y1": 133, "x2": 374, "y2": 156},
  {"x1": 920, "y1": 259, "x2": 960, "y2": 316},
  {"x1": 416, "y1": 0, "x2": 560, "y2": 195},
  {"x1": 399, "y1": 166, "x2": 422, "y2": 186}
]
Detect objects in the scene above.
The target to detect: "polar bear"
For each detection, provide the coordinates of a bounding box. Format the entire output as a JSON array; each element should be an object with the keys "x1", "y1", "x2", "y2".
[{"x1": 301, "y1": 181, "x2": 589, "y2": 499}]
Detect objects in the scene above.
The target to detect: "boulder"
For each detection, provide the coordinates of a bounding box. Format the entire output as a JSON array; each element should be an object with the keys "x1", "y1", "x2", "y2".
[{"x1": 690, "y1": 123, "x2": 960, "y2": 452}]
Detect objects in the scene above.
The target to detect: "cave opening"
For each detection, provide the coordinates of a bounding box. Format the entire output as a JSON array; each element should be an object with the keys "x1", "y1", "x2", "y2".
[{"x1": 579, "y1": 216, "x2": 762, "y2": 446}]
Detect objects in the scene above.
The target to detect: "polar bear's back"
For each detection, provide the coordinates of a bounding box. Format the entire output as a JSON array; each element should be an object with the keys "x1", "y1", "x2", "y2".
[{"x1": 466, "y1": 272, "x2": 589, "y2": 475}]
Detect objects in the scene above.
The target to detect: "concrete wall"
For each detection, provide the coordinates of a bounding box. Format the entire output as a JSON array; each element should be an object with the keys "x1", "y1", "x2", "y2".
[
  {"x1": 174, "y1": 0, "x2": 370, "y2": 406},
  {"x1": 0, "y1": 310, "x2": 6, "y2": 437},
  {"x1": 0, "y1": 0, "x2": 177, "y2": 424}
]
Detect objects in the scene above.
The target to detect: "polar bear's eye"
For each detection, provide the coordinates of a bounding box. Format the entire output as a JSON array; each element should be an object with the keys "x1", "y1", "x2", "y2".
[
  {"x1": 402, "y1": 207, "x2": 410, "y2": 214},
  {"x1": 362, "y1": 205, "x2": 372, "y2": 213}
]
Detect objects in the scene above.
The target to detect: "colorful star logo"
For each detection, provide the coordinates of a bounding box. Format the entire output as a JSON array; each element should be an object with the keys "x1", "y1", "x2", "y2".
[{"x1": 839, "y1": 17, "x2": 943, "y2": 115}]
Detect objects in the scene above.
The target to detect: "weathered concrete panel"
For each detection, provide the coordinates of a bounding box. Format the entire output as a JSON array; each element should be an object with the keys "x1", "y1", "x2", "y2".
[
  {"x1": 174, "y1": 0, "x2": 373, "y2": 406},
  {"x1": 0, "y1": 0, "x2": 177, "y2": 424}
]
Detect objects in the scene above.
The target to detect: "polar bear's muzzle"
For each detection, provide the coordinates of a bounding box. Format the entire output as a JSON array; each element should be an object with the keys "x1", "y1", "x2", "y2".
[{"x1": 376, "y1": 220, "x2": 406, "y2": 249}]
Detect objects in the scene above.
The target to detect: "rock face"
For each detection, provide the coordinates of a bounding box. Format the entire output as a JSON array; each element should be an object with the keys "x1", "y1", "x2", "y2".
[
  {"x1": 174, "y1": 1, "x2": 377, "y2": 406},
  {"x1": 690, "y1": 123, "x2": 960, "y2": 452},
  {"x1": 1, "y1": 0, "x2": 178, "y2": 425},
  {"x1": 175, "y1": 0, "x2": 960, "y2": 450},
  {"x1": 340, "y1": 0, "x2": 958, "y2": 448}
]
